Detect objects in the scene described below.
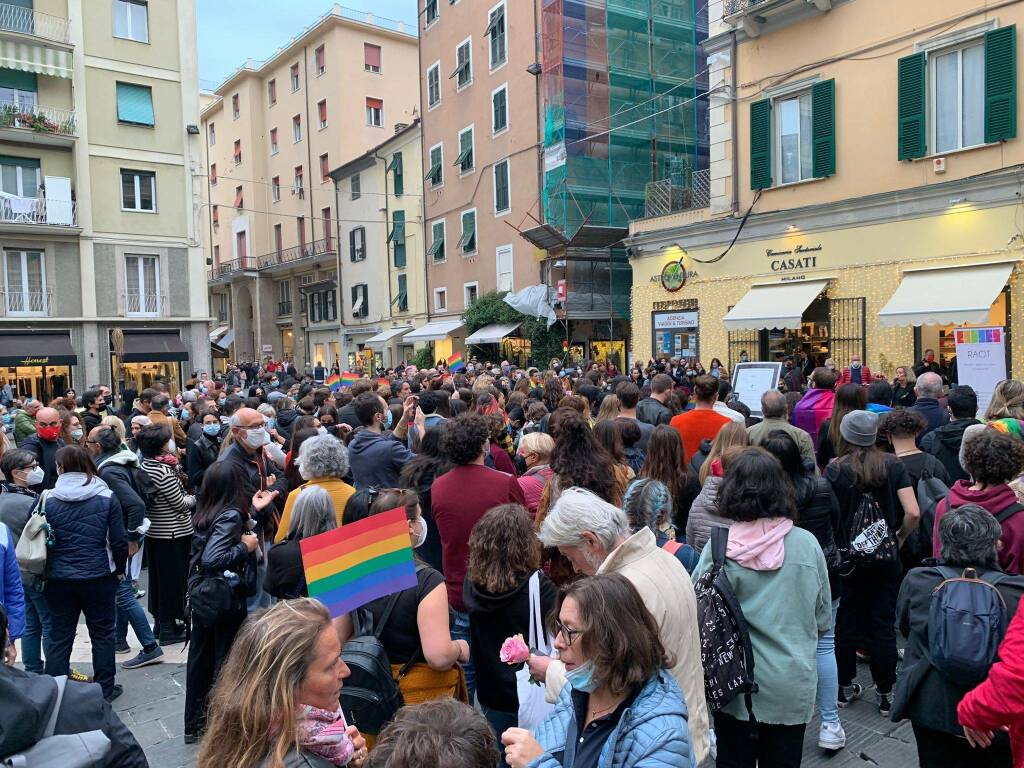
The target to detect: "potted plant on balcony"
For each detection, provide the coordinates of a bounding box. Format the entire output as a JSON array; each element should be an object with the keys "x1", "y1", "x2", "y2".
[{"x1": 0, "y1": 105, "x2": 16, "y2": 129}]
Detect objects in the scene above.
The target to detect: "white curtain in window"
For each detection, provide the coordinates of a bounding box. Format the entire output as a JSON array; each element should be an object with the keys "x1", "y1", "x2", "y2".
[
  {"x1": 935, "y1": 50, "x2": 958, "y2": 153},
  {"x1": 799, "y1": 92, "x2": 813, "y2": 180},
  {"x1": 778, "y1": 98, "x2": 801, "y2": 184},
  {"x1": 962, "y1": 44, "x2": 984, "y2": 148}
]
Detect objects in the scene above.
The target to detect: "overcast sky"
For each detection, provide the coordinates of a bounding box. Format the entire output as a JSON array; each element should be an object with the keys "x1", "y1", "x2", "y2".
[{"x1": 196, "y1": 0, "x2": 418, "y2": 90}]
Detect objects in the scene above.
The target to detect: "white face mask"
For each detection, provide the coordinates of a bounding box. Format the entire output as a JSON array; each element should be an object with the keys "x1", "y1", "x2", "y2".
[
  {"x1": 242, "y1": 427, "x2": 267, "y2": 449},
  {"x1": 168, "y1": 438, "x2": 176, "y2": 453},
  {"x1": 23, "y1": 466, "x2": 44, "y2": 486},
  {"x1": 410, "y1": 517, "x2": 428, "y2": 548}
]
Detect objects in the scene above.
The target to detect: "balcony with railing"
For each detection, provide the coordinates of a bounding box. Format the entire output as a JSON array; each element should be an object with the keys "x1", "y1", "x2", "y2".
[
  {"x1": 0, "y1": 287, "x2": 52, "y2": 316},
  {"x1": 208, "y1": 257, "x2": 258, "y2": 282},
  {"x1": 277, "y1": 300, "x2": 293, "y2": 316},
  {"x1": 0, "y1": 3, "x2": 71, "y2": 44},
  {"x1": 257, "y1": 237, "x2": 336, "y2": 270},
  {"x1": 644, "y1": 168, "x2": 710, "y2": 218},
  {"x1": 122, "y1": 290, "x2": 166, "y2": 317},
  {"x1": 0, "y1": 195, "x2": 78, "y2": 230},
  {"x1": 0, "y1": 101, "x2": 76, "y2": 144}
]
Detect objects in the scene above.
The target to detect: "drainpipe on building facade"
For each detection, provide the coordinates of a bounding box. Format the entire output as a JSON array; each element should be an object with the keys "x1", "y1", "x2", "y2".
[
  {"x1": 730, "y1": 30, "x2": 739, "y2": 215},
  {"x1": 374, "y1": 150, "x2": 394, "y2": 313}
]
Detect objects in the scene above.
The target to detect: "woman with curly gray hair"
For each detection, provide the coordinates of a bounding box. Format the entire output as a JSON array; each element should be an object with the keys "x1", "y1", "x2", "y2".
[{"x1": 274, "y1": 434, "x2": 354, "y2": 543}]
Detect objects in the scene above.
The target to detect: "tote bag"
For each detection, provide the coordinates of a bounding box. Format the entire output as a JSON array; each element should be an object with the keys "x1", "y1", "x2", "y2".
[
  {"x1": 15, "y1": 491, "x2": 51, "y2": 577},
  {"x1": 516, "y1": 571, "x2": 555, "y2": 731}
]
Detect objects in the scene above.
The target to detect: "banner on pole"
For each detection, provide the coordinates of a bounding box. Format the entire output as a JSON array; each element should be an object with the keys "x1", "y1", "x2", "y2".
[{"x1": 953, "y1": 326, "x2": 1006, "y2": 416}]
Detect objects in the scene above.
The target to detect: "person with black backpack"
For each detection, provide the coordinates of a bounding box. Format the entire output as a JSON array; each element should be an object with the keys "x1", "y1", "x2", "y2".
[
  {"x1": 826, "y1": 410, "x2": 921, "y2": 716},
  {"x1": 691, "y1": 447, "x2": 832, "y2": 767},
  {"x1": 892, "y1": 504, "x2": 1024, "y2": 768}
]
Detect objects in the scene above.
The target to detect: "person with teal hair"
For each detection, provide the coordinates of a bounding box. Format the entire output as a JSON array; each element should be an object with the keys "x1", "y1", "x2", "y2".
[{"x1": 622, "y1": 478, "x2": 699, "y2": 573}]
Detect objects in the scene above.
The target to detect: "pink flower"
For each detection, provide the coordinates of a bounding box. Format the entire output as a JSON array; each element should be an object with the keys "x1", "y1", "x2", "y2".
[{"x1": 499, "y1": 633, "x2": 530, "y2": 665}]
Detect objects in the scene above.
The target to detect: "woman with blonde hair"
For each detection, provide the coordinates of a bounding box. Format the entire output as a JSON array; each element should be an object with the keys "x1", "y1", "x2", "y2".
[
  {"x1": 197, "y1": 598, "x2": 368, "y2": 768},
  {"x1": 984, "y1": 378, "x2": 1024, "y2": 421},
  {"x1": 100, "y1": 414, "x2": 128, "y2": 446},
  {"x1": 595, "y1": 393, "x2": 621, "y2": 423},
  {"x1": 687, "y1": 444, "x2": 746, "y2": 552},
  {"x1": 698, "y1": 420, "x2": 748, "y2": 485},
  {"x1": 892, "y1": 365, "x2": 917, "y2": 409},
  {"x1": 516, "y1": 431, "x2": 555, "y2": 517}
]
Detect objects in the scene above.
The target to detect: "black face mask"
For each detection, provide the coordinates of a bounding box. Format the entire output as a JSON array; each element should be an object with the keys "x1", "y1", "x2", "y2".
[
  {"x1": 103, "y1": 395, "x2": 113, "y2": 406},
  {"x1": 513, "y1": 454, "x2": 529, "y2": 475}
]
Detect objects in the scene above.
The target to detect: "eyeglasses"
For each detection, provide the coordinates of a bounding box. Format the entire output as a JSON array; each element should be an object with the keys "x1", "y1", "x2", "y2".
[{"x1": 553, "y1": 619, "x2": 584, "y2": 647}]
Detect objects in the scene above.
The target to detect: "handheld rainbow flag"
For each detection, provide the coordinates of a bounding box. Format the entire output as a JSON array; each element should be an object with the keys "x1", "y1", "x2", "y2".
[
  {"x1": 341, "y1": 372, "x2": 360, "y2": 388},
  {"x1": 300, "y1": 507, "x2": 416, "y2": 618},
  {"x1": 377, "y1": 376, "x2": 390, "y2": 387},
  {"x1": 325, "y1": 373, "x2": 341, "y2": 391},
  {"x1": 448, "y1": 353, "x2": 465, "y2": 372}
]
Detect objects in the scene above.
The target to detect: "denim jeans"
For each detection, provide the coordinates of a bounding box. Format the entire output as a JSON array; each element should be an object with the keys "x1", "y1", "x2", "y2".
[
  {"x1": 481, "y1": 706, "x2": 517, "y2": 768},
  {"x1": 246, "y1": 559, "x2": 272, "y2": 613},
  {"x1": 451, "y1": 609, "x2": 475, "y2": 702},
  {"x1": 115, "y1": 576, "x2": 157, "y2": 651},
  {"x1": 21, "y1": 586, "x2": 52, "y2": 674},
  {"x1": 816, "y1": 599, "x2": 841, "y2": 724}
]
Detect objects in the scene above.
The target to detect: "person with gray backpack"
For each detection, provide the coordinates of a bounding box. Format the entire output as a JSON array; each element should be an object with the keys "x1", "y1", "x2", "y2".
[{"x1": 892, "y1": 504, "x2": 1024, "y2": 768}]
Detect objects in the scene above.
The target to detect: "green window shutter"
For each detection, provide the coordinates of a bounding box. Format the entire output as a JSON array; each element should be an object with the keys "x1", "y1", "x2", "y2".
[
  {"x1": 985, "y1": 25, "x2": 1017, "y2": 143},
  {"x1": 397, "y1": 274, "x2": 408, "y2": 312},
  {"x1": 392, "y1": 152, "x2": 404, "y2": 196},
  {"x1": 749, "y1": 98, "x2": 772, "y2": 190},
  {"x1": 116, "y1": 83, "x2": 154, "y2": 126},
  {"x1": 0, "y1": 68, "x2": 36, "y2": 92},
  {"x1": 897, "y1": 53, "x2": 927, "y2": 160},
  {"x1": 811, "y1": 79, "x2": 836, "y2": 178},
  {"x1": 392, "y1": 210, "x2": 406, "y2": 268}
]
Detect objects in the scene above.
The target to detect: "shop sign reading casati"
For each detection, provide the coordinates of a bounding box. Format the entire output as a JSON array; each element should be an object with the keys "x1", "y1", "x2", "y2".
[{"x1": 767, "y1": 244, "x2": 823, "y2": 272}]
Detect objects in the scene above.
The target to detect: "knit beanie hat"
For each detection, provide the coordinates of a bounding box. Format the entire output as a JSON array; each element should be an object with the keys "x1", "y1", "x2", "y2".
[{"x1": 839, "y1": 410, "x2": 878, "y2": 447}]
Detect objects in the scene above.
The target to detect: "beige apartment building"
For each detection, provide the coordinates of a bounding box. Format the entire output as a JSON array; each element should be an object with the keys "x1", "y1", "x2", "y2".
[
  {"x1": 629, "y1": 0, "x2": 1024, "y2": 394},
  {"x1": 416, "y1": 0, "x2": 544, "y2": 361},
  {"x1": 203, "y1": 6, "x2": 419, "y2": 370},
  {"x1": 0, "y1": 0, "x2": 206, "y2": 399}
]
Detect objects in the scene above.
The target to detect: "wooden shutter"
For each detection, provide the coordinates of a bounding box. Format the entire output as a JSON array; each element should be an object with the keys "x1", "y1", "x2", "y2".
[
  {"x1": 811, "y1": 79, "x2": 836, "y2": 178},
  {"x1": 985, "y1": 25, "x2": 1017, "y2": 143},
  {"x1": 749, "y1": 98, "x2": 772, "y2": 190},
  {"x1": 897, "y1": 52, "x2": 927, "y2": 160}
]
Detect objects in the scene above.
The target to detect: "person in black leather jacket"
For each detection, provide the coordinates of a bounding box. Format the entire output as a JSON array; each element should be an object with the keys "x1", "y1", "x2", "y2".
[
  {"x1": 183, "y1": 460, "x2": 277, "y2": 743},
  {"x1": 185, "y1": 409, "x2": 222, "y2": 490},
  {"x1": 762, "y1": 429, "x2": 847, "y2": 750}
]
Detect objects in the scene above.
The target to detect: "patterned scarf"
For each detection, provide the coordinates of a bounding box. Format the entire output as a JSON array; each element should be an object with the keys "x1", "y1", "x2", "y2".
[{"x1": 296, "y1": 705, "x2": 355, "y2": 766}]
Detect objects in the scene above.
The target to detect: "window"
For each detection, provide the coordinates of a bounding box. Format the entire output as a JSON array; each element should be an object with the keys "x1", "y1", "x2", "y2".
[
  {"x1": 233, "y1": 185, "x2": 243, "y2": 209},
  {"x1": 209, "y1": 163, "x2": 216, "y2": 185},
  {"x1": 233, "y1": 139, "x2": 241, "y2": 164},
  {"x1": 211, "y1": 205, "x2": 219, "y2": 226},
  {"x1": 268, "y1": 79, "x2": 277, "y2": 105},
  {"x1": 318, "y1": 100, "x2": 327, "y2": 129},
  {"x1": 297, "y1": 217, "x2": 306, "y2": 250},
  {"x1": 397, "y1": 273, "x2": 408, "y2": 312},
  {"x1": 294, "y1": 166, "x2": 304, "y2": 198},
  {"x1": 315, "y1": 45, "x2": 326, "y2": 76},
  {"x1": 456, "y1": 126, "x2": 475, "y2": 173},
  {"x1": 116, "y1": 82, "x2": 154, "y2": 126},
  {"x1": 487, "y1": 2, "x2": 507, "y2": 69},
  {"x1": 0, "y1": 71, "x2": 36, "y2": 113},
  {"x1": 278, "y1": 279, "x2": 291, "y2": 315},
  {"x1": 112, "y1": 0, "x2": 148, "y2": 43},
  {"x1": 364, "y1": 44, "x2": 382, "y2": 73},
  {"x1": 459, "y1": 209, "x2": 476, "y2": 253},
  {"x1": 120, "y1": 169, "x2": 155, "y2": 211},
  {"x1": 389, "y1": 210, "x2": 406, "y2": 267},
  {"x1": 464, "y1": 282, "x2": 479, "y2": 307},
  {"x1": 236, "y1": 231, "x2": 247, "y2": 262},
  {"x1": 427, "y1": 62, "x2": 441, "y2": 108},
  {"x1": 320, "y1": 154, "x2": 330, "y2": 182},
  {"x1": 775, "y1": 91, "x2": 813, "y2": 184},
  {"x1": 351, "y1": 174, "x2": 361, "y2": 200},
  {"x1": 231, "y1": 94, "x2": 239, "y2": 119},
  {"x1": 274, "y1": 224, "x2": 283, "y2": 253},
  {"x1": 426, "y1": 143, "x2": 443, "y2": 187},
  {"x1": 932, "y1": 40, "x2": 985, "y2": 154},
  {"x1": 213, "y1": 245, "x2": 220, "y2": 266},
  {"x1": 322, "y1": 207, "x2": 333, "y2": 249},
  {"x1": 452, "y1": 39, "x2": 472, "y2": 88},
  {"x1": 434, "y1": 287, "x2": 447, "y2": 312},
  {"x1": 366, "y1": 98, "x2": 383, "y2": 127},
  {"x1": 208, "y1": 122, "x2": 215, "y2": 145},
  {"x1": 125, "y1": 254, "x2": 159, "y2": 316},
  {"x1": 292, "y1": 114, "x2": 302, "y2": 143},
  {"x1": 349, "y1": 226, "x2": 366, "y2": 262},
  {"x1": 493, "y1": 158, "x2": 510, "y2": 214},
  {"x1": 389, "y1": 152, "x2": 404, "y2": 196},
  {"x1": 3, "y1": 249, "x2": 46, "y2": 316},
  {"x1": 496, "y1": 244, "x2": 513, "y2": 292},
  {"x1": 270, "y1": 128, "x2": 278, "y2": 155},
  {"x1": 749, "y1": 78, "x2": 835, "y2": 190},
  {"x1": 492, "y1": 84, "x2": 508, "y2": 133},
  {"x1": 0, "y1": 157, "x2": 40, "y2": 197},
  {"x1": 271, "y1": 176, "x2": 280, "y2": 202},
  {"x1": 351, "y1": 283, "x2": 369, "y2": 319},
  {"x1": 429, "y1": 219, "x2": 446, "y2": 262},
  {"x1": 425, "y1": 0, "x2": 438, "y2": 26},
  {"x1": 290, "y1": 63, "x2": 301, "y2": 91}
]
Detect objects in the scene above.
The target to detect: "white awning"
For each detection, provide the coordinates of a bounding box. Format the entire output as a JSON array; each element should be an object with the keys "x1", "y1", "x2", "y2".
[
  {"x1": 465, "y1": 322, "x2": 521, "y2": 345},
  {"x1": 878, "y1": 262, "x2": 1014, "y2": 327},
  {"x1": 403, "y1": 319, "x2": 464, "y2": 343},
  {"x1": 209, "y1": 325, "x2": 229, "y2": 342},
  {"x1": 365, "y1": 326, "x2": 413, "y2": 349},
  {"x1": 219, "y1": 329, "x2": 236, "y2": 349},
  {"x1": 723, "y1": 279, "x2": 830, "y2": 331},
  {"x1": 0, "y1": 40, "x2": 72, "y2": 79}
]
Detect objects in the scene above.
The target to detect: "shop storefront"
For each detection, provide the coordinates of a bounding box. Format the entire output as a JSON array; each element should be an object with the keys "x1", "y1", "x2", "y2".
[
  {"x1": 110, "y1": 330, "x2": 188, "y2": 397},
  {"x1": 465, "y1": 323, "x2": 532, "y2": 367},
  {"x1": 0, "y1": 331, "x2": 76, "y2": 402},
  {"x1": 652, "y1": 309, "x2": 700, "y2": 359},
  {"x1": 365, "y1": 326, "x2": 413, "y2": 371},
  {"x1": 403, "y1": 319, "x2": 465, "y2": 366}
]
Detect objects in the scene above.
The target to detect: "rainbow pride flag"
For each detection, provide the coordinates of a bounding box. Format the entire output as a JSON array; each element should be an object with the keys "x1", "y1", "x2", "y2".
[
  {"x1": 300, "y1": 507, "x2": 416, "y2": 618},
  {"x1": 325, "y1": 373, "x2": 341, "y2": 391},
  {"x1": 448, "y1": 353, "x2": 465, "y2": 372},
  {"x1": 341, "y1": 372, "x2": 360, "y2": 388},
  {"x1": 377, "y1": 376, "x2": 390, "y2": 387}
]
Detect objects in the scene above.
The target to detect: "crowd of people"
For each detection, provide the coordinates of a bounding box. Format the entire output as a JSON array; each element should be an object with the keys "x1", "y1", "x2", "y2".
[{"x1": 0, "y1": 351, "x2": 1021, "y2": 768}]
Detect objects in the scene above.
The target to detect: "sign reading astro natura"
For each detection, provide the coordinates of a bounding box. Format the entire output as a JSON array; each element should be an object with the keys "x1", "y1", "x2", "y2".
[{"x1": 660, "y1": 260, "x2": 687, "y2": 292}]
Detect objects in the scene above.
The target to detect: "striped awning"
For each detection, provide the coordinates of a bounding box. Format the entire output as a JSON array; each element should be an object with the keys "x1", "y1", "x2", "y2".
[{"x1": 0, "y1": 40, "x2": 72, "y2": 79}]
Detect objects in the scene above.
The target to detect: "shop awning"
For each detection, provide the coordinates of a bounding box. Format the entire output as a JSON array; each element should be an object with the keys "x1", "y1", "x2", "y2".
[
  {"x1": 211, "y1": 343, "x2": 229, "y2": 359},
  {"x1": 0, "y1": 40, "x2": 73, "y2": 79},
  {"x1": 723, "y1": 279, "x2": 830, "y2": 331},
  {"x1": 219, "y1": 329, "x2": 236, "y2": 349},
  {"x1": 403, "y1": 319, "x2": 464, "y2": 343},
  {"x1": 209, "y1": 325, "x2": 229, "y2": 342},
  {"x1": 877, "y1": 262, "x2": 1015, "y2": 327},
  {"x1": 465, "y1": 322, "x2": 521, "y2": 345},
  {"x1": 365, "y1": 326, "x2": 413, "y2": 349},
  {"x1": 0, "y1": 332, "x2": 76, "y2": 366},
  {"x1": 120, "y1": 332, "x2": 189, "y2": 363}
]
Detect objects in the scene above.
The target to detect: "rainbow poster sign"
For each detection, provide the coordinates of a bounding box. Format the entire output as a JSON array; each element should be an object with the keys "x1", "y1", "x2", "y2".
[
  {"x1": 953, "y1": 326, "x2": 1006, "y2": 415},
  {"x1": 300, "y1": 507, "x2": 416, "y2": 619}
]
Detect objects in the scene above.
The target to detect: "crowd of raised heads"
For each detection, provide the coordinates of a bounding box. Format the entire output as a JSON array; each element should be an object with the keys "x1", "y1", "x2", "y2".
[{"x1": 0, "y1": 352, "x2": 1023, "y2": 768}]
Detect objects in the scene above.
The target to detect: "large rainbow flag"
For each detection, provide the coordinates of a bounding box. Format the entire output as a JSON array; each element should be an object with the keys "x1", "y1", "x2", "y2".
[
  {"x1": 448, "y1": 353, "x2": 465, "y2": 372},
  {"x1": 340, "y1": 372, "x2": 360, "y2": 388},
  {"x1": 300, "y1": 507, "x2": 416, "y2": 618},
  {"x1": 325, "y1": 373, "x2": 341, "y2": 391}
]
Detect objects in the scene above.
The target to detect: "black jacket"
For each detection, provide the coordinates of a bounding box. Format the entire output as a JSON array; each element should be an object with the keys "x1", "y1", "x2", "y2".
[
  {"x1": 636, "y1": 397, "x2": 672, "y2": 427},
  {"x1": 462, "y1": 571, "x2": 556, "y2": 713},
  {"x1": 793, "y1": 474, "x2": 842, "y2": 597},
  {"x1": 264, "y1": 539, "x2": 305, "y2": 599},
  {"x1": 910, "y1": 398, "x2": 951, "y2": 443},
  {"x1": 688, "y1": 438, "x2": 712, "y2": 477},
  {"x1": 892, "y1": 384, "x2": 917, "y2": 409},
  {"x1": 95, "y1": 451, "x2": 146, "y2": 543},
  {"x1": 338, "y1": 402, "x2": 361, "y2": 430},
  {"x1": 275, "y1": 408, "x2": 300, "y2": 443},
  {"x1": 892, "y1": 564, "x2": 1024, "y2": 735},
  {"x1": 19, "y1": 435, "x2": 65, "y2": 491},
  {"x1": 185, "y1": 434, "x2": 220, "y2": 490},
  {"x1": 218, "y1": 442, "x2": 284, "y2": 534},
  {"x1": 190, "y1": 506, "x2": 256, "y2": 608},
  {"x1": 920, "y1": 418, "x2": 981, "y2": 484}
]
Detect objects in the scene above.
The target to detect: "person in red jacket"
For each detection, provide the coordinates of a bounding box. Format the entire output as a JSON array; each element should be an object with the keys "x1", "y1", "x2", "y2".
[
  {"x1": 670, "y1": 375, "x2": 729, "y2": 463},
  {"x1": 836, "y1": 354, "x2": 877, "y2": 388},
  {"x1": 958, "y1": 606, "x2": 1024, "y2": 767}
]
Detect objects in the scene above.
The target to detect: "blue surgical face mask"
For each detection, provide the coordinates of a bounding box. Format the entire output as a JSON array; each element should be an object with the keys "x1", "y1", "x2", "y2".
[
  {"x1": 385, "y1": 410, "x2": 394, "y2": 429},
  {"x1": 267, "y1": 417, "x2": 276, "y2": 430},
  {"x1": 565, "y1": 660, "x2": 600, "y2": 693},
  {"x1": 203, "y1": 423, "x2": 221, "y2": 437}
]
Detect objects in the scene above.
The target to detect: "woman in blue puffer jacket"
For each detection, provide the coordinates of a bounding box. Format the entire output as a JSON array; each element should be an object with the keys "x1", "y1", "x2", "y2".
[
  {"x1": 501, "y1": 573, "x2": 695, "y2": 768},
  {"x1": 42, "y1": 445, "x2": 127, "y2": 703}
]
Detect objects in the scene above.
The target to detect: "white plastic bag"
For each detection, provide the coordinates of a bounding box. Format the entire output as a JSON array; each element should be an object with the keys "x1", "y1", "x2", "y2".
[{"x1": 516, "y1": 571, "x2": 555, "y2": 731}]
